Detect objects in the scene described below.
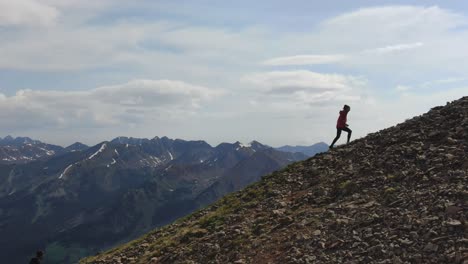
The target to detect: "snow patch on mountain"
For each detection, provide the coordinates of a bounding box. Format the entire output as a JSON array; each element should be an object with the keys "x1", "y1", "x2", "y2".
[
  {"x1": 59, "y1": 164, "x2": 74, "y2": 179},
  {"x1": 235, "y1": 141, "x2": 252, "y2": 151},
  {"x1": 107, "y1": 159, "x2": 117, "y2": 168},
  {"x1": 149, "y1": 156, "x2": 162, "y2": 166},
  {"x1": 89, "y1": 144, "x2": 107, "y2": 160},
  {"x1": 38, "y1": 146, "x2": 55, "y2": 156}
]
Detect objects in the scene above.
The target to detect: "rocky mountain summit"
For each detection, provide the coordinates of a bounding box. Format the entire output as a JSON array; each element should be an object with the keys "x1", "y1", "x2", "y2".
[{"x1": 83, "y1": 97, "x2": 468, "y2": 264}]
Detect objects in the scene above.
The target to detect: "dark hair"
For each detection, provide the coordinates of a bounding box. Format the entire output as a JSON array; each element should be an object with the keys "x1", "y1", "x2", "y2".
[
  {"x1": 344, "y1": 104, "x2": 350, "y2": 109},
  {"x1": 36, "y1": 251, "x2": 44, "y2": 257}
]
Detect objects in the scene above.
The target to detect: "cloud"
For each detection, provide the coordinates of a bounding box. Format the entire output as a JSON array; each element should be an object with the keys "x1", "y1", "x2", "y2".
[
  {"x1": 314, "y1": 6, "x2": 468, "y2": 73},
  {"x1": 364, "y1": 42, "x2": 424, "y2": 54},
  {"x1": 3, "y1": 4, "x2": 466, "y2": 78},
  {"x1": 0, "y1": 79, "x2": 224, "y2": 129},
  {"x1": 268, "y1": 6, "x2": 468, "y2": 75},
  {"x1": 0, "y1": 21, "x2": 169, "y2": 71},
  {"x1": 242, "y1": 70, "x2": 366, "y2": 112},
  {"x1": 243, "y1": 70, "x2": 364, "y2": 93},
  {"x1": 94, "y1": 80, "x2": 223, "y2": 108},
  {"x1": 263, "y1": 54, "x2": 346, "y2": 66},
  {"x1": 0, "y1": 19, "x2": 270, "y2": 73},
  {"x1": 261, "y1": 42, "x2": 423, "y2": 67},
  {"x1": 321, "y1": 5, "x2": 466, "y2": 39},
  {"x1": 0, "y1": 0, "x2": 59, "y2": 26}
]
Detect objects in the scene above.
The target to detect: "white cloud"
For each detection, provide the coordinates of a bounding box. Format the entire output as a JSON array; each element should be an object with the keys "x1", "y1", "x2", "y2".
[
  {"x1": 241, "y1": 70, "x2": 366, "y2": 114},
  {"x1": 261, "y1": 42, "x2": 423, "y2": 67},
  {"x1": 94, "y1": 80, "x2": 223, "y2": 108},
  {"x1": 0, "y1": 80, "x2": 224, "y2": 129},
  {"x1": 0, "y1": 0, "x2": 59, "y2": 26},
  {"x1": 263, "y1": 54, "x2": 346, "y2": 66},
  {"x1": 364, "y1": 42, "x2": 424, "y2": 54},
  {"x1": 270, "y1": 6, "x2": 468, "y2": 76},
  {"x1": 0, "y1": 22, "x2": 167, "y2": 71},
  {"x1": 0, "y1": 20, "x2": 269, "y2": 74},
  {"x1": 243, "y1": 70, "x2": 365, "y2": 93},
  {"x1": 321, "y1": 5, "x2": 466, "y2": 40}
]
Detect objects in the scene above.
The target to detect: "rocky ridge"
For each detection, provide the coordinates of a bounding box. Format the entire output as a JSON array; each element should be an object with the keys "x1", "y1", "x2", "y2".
[{"x1": 83, "y1": 96, "x2": 468, "y2": 264}]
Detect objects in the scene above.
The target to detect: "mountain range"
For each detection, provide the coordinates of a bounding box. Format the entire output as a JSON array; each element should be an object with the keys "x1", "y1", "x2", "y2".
[
  {"x1": 0, "y1": 136, "x2": 88, "y2": 164},
  {"x1": 83, "y1": 97, "x2": 467, "y2": 264},
  {"x1": 0, "y1": 136, "x2": 321, "y2": 264}
]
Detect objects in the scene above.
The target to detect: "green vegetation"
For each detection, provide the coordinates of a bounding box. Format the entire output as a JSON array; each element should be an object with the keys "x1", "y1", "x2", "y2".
[{"x1": 199, "y1": 194, "x2": 241, "y2": 229}]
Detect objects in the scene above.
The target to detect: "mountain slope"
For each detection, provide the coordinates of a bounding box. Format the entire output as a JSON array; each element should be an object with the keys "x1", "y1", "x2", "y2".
[
  {"x1": 196, "y1": 148, "x2": 308, "y2": 206},
  {"x1": 83, "y1": 97, "x2": 468, "y2": 264}
]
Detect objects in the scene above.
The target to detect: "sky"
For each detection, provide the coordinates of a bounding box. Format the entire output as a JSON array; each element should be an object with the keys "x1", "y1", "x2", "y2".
[{"x1": 0, "y1": 0, "x2": 467, "y2": 147}]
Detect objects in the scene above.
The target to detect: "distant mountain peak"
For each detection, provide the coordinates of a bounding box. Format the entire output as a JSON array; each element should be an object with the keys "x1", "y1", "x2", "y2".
[
  {"x1": 65, "y1": 142, "x2": 89, "y2": 152},
  {"x1": 111, "y1": 136, "x2": 150, "y2": 145},
  {"x1": 1, "y1": 135, "x2": 35, "y2": 144},
  {"x1": 3, "y1": 135, "x2": 14, "y2": 141},
  {"x1": 0, "y1": 136, "x2": 65, "y2": 164}
]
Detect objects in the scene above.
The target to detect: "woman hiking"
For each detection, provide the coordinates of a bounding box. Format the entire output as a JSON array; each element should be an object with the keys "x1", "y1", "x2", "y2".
[{"x1": 330, "y1": 104, "x2": 352, "y2": 149}]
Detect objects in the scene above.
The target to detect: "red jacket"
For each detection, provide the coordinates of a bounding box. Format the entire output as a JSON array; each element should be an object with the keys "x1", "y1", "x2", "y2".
[{"x1": 336, "y1": 110, "x2": 348, "y2": 128}]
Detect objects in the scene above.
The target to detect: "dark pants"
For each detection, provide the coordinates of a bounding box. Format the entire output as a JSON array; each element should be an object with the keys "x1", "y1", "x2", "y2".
[{"x1": 330, "y1": 127, "x2": 352, "y2": 148}]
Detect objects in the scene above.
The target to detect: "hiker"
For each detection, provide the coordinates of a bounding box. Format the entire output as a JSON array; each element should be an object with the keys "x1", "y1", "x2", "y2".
[
  {"x1": 29, "y1": 250, "x2": 43, "y2": 264},
  {"x1": 330, "y1": 105, "x2": 352, "y2": 148}
]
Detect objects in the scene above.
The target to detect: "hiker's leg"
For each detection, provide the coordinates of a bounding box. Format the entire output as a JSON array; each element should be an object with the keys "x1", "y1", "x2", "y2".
[
  {"x1": 343, "y1": 127, "x2": 352, "y2": 143},
  {"x1": 330, "y1": 129, "x2": 342, "y2": 147}
]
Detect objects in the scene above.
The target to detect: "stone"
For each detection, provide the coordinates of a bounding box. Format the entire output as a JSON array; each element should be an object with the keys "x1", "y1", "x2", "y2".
[
  {"x1": 273, "y1": 209, "x2": 285, "y2": 216},
  {"x1": 446, "y1": 219, "x2": 462, "y2": 226},
  {"x1": 423, "y1": 242, "x2": 439, "y2": 252},
  {"x1": 313, "y1": 230, "x2": 322, "y2": 236}
]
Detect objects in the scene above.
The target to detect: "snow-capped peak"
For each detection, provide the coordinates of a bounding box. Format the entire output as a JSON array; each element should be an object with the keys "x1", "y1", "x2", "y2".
[{"x1": 235, "y1": 141, "x2": 252, "y2": 150}]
